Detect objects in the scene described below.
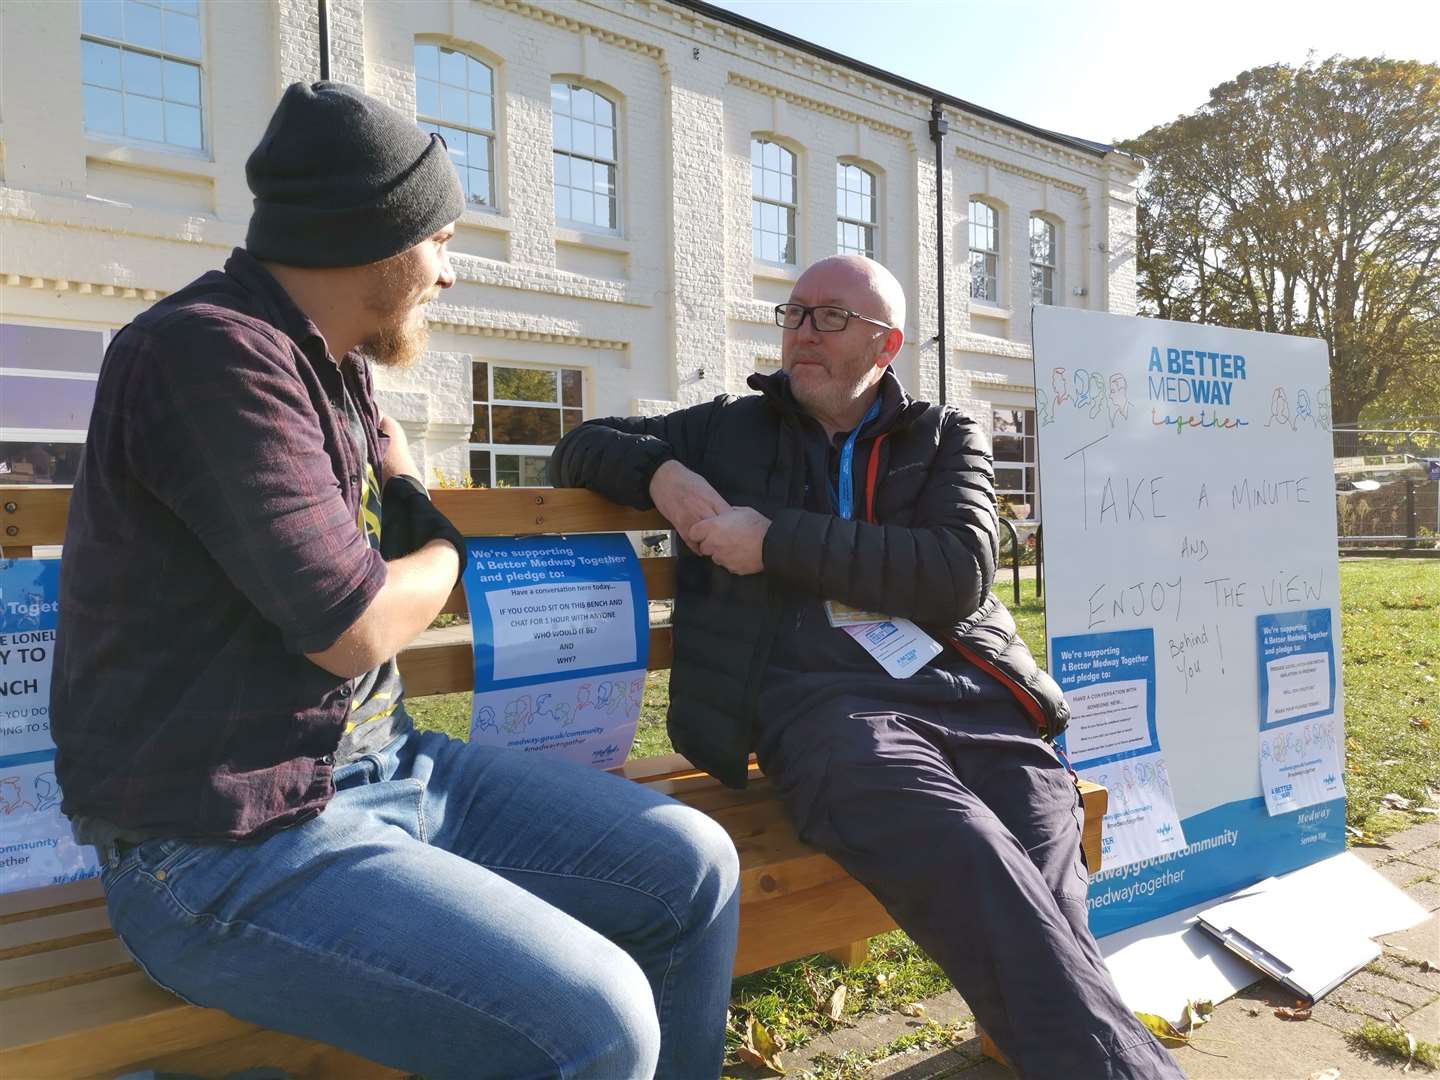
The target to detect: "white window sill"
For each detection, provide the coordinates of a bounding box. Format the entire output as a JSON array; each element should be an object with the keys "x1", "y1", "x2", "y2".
[
  {"x1": 554, "y1": 225, "x2": 629, "y2": 251},
  {"x1": 460, "y1": 207, "x2": 512, "y2": 231},
  {"x1": 752, "y1": 260, "x2": 798, "y2": 283},
  {"x1": 83, "y1": 137, "x2": 216, "y2": 175},
  {"x1": 970, "y1": 303, "x2": 1013, "y2": 320}
]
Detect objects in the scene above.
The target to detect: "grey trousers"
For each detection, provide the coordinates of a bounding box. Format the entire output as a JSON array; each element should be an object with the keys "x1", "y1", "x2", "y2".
[{"x1": 757, "y1": 696, "x2": 1187, "y2": 1079}]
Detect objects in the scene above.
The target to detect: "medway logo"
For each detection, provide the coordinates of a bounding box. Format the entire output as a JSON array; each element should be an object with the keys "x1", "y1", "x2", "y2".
[
  {"x1": 1323, "y1": 774, "x2": 1337, "y2": 785},
  {"x1": 1156, "y1": 823, "x2": 1173, "y2": 837}
]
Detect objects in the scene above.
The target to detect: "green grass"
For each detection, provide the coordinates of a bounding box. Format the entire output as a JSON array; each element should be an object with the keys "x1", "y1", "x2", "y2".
[
  {"x1": 1348, "y1": 1018, "x2": 1439, "y2": 1069},
  {"x1": 407, "y1": 560, "x2": 1438, "y2": 1064}
]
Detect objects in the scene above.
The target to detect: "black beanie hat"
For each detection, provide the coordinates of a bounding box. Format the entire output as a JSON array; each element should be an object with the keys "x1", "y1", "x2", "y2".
[{"x1": 245, "y1": 81, "x2": 466, "y2": 268}]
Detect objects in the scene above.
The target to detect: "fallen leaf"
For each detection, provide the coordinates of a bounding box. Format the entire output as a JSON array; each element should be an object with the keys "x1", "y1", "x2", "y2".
[
  {"x1": 825, "y1": 983, "x2": 847, "y2": 1022},
  {"x1": 1421, "y1": 960, "x2": 1434, "y2": 973},
  {"x1": 1136, "y1": 1011, "x2": 1190, "y2": 1046},
  {"x1": 1382, "y1": 793, "x2": 1413, "y2": 810},
  {"x1": 1410, "y1": 717, "x2": 1432, "y2": 730},
  {"x1": 898, "y1": 1002, "x2": 926, "y2": 1018},
  {"x1": 1307, "y1": 1069, "x2": 1341, "y2": 1080},
  {"x1": 1177, "y1": 998, "x2": 1215, "y2": 1032},
  {"x1": 1404, "y1": 1029, "x2": 1417, "y2": 1072},
  {"x1": 1275, "y1": 1006, "x2": 1313, "y2": 1020},
  {"x1": 737, "y1": 1016, "x2": 786, "y2": 1074}
]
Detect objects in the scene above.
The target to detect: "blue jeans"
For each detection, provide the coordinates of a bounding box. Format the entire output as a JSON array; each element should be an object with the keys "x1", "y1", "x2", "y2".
[{"x1": 100, "y1": 729, "x2": 741, "y2": 1079}]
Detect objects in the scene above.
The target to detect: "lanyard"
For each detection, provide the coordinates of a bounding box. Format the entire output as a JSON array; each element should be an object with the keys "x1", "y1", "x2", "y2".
[{"x1": 831, "y1": 398, "x2": 882, "y2": 521}]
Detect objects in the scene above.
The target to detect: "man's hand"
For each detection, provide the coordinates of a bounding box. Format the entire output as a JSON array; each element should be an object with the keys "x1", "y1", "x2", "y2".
[
  {"x1": 379, "y1": 414, "x2": 421, "y2": 486},
  {"x1": 689, "y1": 507, "x2": 771, "y2": 575},
  {"x1": 649, "y1": 459, "x2": 730, "y2": 544}
]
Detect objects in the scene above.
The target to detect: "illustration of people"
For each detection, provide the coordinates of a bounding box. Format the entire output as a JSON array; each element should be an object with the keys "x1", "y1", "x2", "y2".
[
  {"x1": 0, "y1": 776, "x2": 35, "y2": 816},
  {"x1": 629, "y1": 678, "x2": 644, "y2": 712},
  {"x1": 1051, "y1": 367, "x2": 1070, "y2": 407},
  {"x1": 1270, "y1": 733, "x2": 1288, "y2": 763},
  {"x1": 474, "y1": 705, "x2": 497, "y2": 734},
  {"x1": 1036, "y1": 388, "x2": 1054, "y2": 427},
  {"x1": 1106, "y1": 373, "x2": 1131, "y2": 426},
  {"x1": 607, "y1": 680, "x2": 628, "y2": 715},
  {"x1": 1293, "y1": 388, "x2": 1314, "y2": 429},
  {"x1": 594, "y1": 681, "x2": 614, "y2": 713},
  {"x1": 1153, "y1": 760, "x2": 1173, "y2": 800},
  {"x1": 1072, "y1": 369, "x2": 1091, "y2": 409},
  {"x1": 502, "y1": 694, "x2": 533, "y2": 734},
  {"x1": 1266, "y1": 387, "x2": 1291, "y2": 429},
  {"x1": 1087, "y1": 371, "x2": 1106, "y2": 420},
  {"x1": 575, "y1": 683, "x2": 592, "y2": 713},
  {"x1": 1316, "y1": 386, "x2": 1332, "y2": 430},
  {"x1": 32, "y1": 772, "x2": 60, "y2": 813},
  {"x1": 553, "y1": 701, "x2": 573, "y2": 728}
]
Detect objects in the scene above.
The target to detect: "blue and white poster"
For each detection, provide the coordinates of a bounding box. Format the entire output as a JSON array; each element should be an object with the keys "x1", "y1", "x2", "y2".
[
  {"x1": 1257, "y1": 609, "x2": 1344, "y2": 813},
  {"x1": 0, "y1": 558, "x2": 100, "y2": 894},
  {"x1": 462, "y1": 535, "x2": 648, "y2": 769},
  {"x1": 1054, "y1": 628, "x2": 1186, "y2": 869},
  {"x1": 1034, "y1": 308, "x2": 1346, "y2": 939}
]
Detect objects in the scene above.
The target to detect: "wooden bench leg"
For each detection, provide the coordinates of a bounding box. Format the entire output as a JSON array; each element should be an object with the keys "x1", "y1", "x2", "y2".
[
  {"x1": 824, "y1": 939, "x2": 869, "y2": 968},
  {"x1": 978, "y1": 1026, "x2": 1012, "y2": 1070}
]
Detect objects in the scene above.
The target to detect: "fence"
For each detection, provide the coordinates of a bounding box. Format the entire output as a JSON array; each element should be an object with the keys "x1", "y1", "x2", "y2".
[{"x1": 1332, "y1": 426, "x2": 1440, "y2": 549}]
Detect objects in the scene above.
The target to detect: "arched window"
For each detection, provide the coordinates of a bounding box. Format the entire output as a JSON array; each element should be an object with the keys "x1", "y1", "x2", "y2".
[
  {"x1": 752, "y1": 140, "x2": 797, "y2": 265},
  {"x1": 836, "y1": 163, "x2": 877, "y2": 257},
  {"x1": 969, "y1": 200, "x2": 1000, "y2": 303},
  {"x1": 552, "y1": 83, "x2": 618, "y2": 230},
  {"x1": 1030, "y1": 216, "x2": 1057, "y2": 306},
  {"x1": 415, "y1": 43, "x2": 495, "y2": 209}
]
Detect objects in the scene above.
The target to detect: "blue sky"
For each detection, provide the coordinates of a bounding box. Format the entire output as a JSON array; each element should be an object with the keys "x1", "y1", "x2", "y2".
[{"x1": 709, "y1": 0, "x2": 1440, "y2": 145}]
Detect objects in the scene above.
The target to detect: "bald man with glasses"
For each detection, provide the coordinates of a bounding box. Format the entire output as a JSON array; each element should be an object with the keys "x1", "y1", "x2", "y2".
[{"x1": 550, "y1": 254, "x2": 1185, "y2": 1079}]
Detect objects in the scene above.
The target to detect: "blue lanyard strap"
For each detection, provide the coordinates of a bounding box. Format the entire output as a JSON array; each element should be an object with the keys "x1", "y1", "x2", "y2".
[{"x1": 833, "y1": 398, "x2": 882, "y2": 521}]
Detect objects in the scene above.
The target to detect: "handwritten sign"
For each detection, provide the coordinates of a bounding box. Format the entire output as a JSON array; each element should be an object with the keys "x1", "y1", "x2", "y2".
[
  {"x1": 462, "y1": 535, "x2": 647, "y2": 769},
  {"x1": 0, "y1": 559, "x2": 100, "y2": 894},
  {"x1": 1034, "y1": 308, "x2": 1345, "y2": 936}
]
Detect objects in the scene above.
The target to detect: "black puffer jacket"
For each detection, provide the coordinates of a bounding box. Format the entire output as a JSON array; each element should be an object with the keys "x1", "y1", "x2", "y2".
[{"x1": 549, "y1": 368, "x2": 1069, "y2": 787}]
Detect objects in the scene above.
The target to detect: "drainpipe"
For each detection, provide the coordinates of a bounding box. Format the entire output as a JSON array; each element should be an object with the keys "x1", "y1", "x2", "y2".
[
  {"x1": 929, "y1": 102, "x2": 948, "y2": 405},
  {"x1": 318, "y1": 0, "x2": 330, "y2": 80}
]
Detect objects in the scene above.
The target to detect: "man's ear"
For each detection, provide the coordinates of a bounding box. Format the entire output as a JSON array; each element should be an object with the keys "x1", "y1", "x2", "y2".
[{"x1": 875, "y1": 326, "x2": 904, "y2": 369}]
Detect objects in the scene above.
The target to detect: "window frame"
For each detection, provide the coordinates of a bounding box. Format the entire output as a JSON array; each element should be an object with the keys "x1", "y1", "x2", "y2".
[
  {"x1": 751, "y1": 138, "x2": 799, "y2": 267},
  {"x1": 466, "y1": 362, "x2": 585, "y2": 489},
  {"x1": 991, "y1": 407, "x2": 1038, "y2": 519},
  {"x1": 415, "y1": 41, "x2": 498, "y2": 212},
  {"x1": 968, "y1": 199, "x2": 1001, "y2": 305},
  {"x1": 1029, "y1": 216, "x2": 1058, "y2": 307},
  {"x1": 551, "y1": 81, "x2": 621, "y2": 234},
  {"x1": 835, "y1": 161, "x2": 878, "y2": 258},
  {"x1": 80, "y1": 0, "x2": 206, "y2": 154}
]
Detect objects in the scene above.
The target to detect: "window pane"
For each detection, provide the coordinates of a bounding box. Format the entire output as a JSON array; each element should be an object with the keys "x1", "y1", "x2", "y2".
[
  {"x1": 416, "y1": 77, "x2": 439, "y2": 119},
  {"x1": 470, "y1": 92, "x2": 492, "y2": 132},
  {"x1": 762, "y1": 141, "x2": 778, "y2": 169},
  {"x1": 439, "y1": 47, "x2": 465, "y2": 87},
  {"x1": 572, "y1": 120, "x2": 594, "y2": 157},
  {"x1": 551, "y1": 82, "x2": 570, "y2": 114},
  {"x1": 595, "y1": 125, "x2": 614, "y2": 161},
  {"x1": 123, "y1": 49, "x2": 163, "y2": 97},
  {"x1": 552, "y1": 113, "x2": 570, "y2": 152},
  {"x1": 470, "y1": 404, "x2": 490, "y2": 443},
  {"x1": 468, "y1": 449, "x2": 491, "y2": 488},
  {"x1": 164, "y1": 101, "x2": 202, "y2": 148},
  {"x1": 751, "y1": 140, "x2": 763, "y2": 166},
  {"x1": 763, "y1": 169, "x2": 779, "y2": 201},
  {"x1": 493, "y1": 367, "x2": 557, "y2": 403},
  {"x1": 163, "y1": 10, "x2": 200, "y2": 58},
  {"x1": 561, "y1": 407, "x2": 583, "y2": 434},
  {"x1": 560, "y1": 369, "x2": 582, "y2": 406},
  {"x1": 572, "y1": 87, "x2": 593, "y2": 122},
  {"x1": 573, "y1": 192, "x2": 596, "y2": 226},
  {"x1": 0, "y1": 442, "x2": 85, "y2": 486},
  {"x1": 993, "y1": 434, "x2": 1024, "y2": 460},
  {"x1": 491, "y1": 406, "x2": 562, "y2": 445},
  {"x1": 468, "y1": 57, "x2": 492, "y2": 93},
  {"x1": 518, "y1": 455, "x2": 550, "y2": 485},
  {"x1": 124, "y1": 93, "x2": 165, "y2": 142},
  {"x1": 84, "y1": 41, "x2": 121, "y2": 89},
  {"x1": 571, "y1": 157, "x2": 592, "y2": 193},
  {"x1": 84, "y1": 85, "x2": 125, "y2": 134},
  {"x1": 553, "y1": 152, "x2": 570, "y2": 186},
  {"x1": 594, "y1": 95, "x2": 613, "y2": 126},
  {"x1": 472, "y1": 361, "x2": 488, "y2": 401},
  {"x1": 124, "y1": 0, "x2": 163, "y2": 49},
  {"x1": 415, "y1": 44, "x2": 439, "y2": 81},
  {"x1": 555, "y1": 186, "x2": 571, "y2": 221},
  {"x1": 163, "y1": 59, "x2": 199, "y2": 105},
  {"x1": 162, "y1": 0, "x2": 198, "y2": 16},
  {"x1": 440, "y1": 85, "x2": 466, "y2": 124},
  {"x1": 995, "y1": 467, "x2": 1027, "y2": 493},
  {"x1": 82, "y1": 0, "x2": 124, "y2": 38}
]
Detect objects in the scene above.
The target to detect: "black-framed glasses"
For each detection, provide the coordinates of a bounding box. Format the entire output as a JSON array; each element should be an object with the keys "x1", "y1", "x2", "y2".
[{"x1": 774, "y1": 303, "x2": 892, "y2": 333}]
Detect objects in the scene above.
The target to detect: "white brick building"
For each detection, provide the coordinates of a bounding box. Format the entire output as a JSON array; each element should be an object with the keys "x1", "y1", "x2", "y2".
[{"x1": 0, "y1": 0, "x2": 1141, "y2": 517}]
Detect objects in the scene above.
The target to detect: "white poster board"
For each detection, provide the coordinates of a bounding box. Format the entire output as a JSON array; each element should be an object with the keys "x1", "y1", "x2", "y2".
[{"x1": 1033, "y1": 308, "x2": 1345, "y2": 938}]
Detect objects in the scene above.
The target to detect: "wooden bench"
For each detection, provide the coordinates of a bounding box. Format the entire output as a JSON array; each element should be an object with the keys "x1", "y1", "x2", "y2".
[{"x1": 0, "y1": 484, "x2": 1105, "y2": 1078}]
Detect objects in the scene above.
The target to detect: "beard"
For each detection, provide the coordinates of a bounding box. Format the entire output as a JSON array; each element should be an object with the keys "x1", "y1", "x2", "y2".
[{"x1": 359, "y1": 309, "x2": 429, "y2": 369}]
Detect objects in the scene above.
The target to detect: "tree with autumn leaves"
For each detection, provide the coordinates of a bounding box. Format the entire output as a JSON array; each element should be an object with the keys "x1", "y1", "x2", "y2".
[{"x1": 1120, "y1": 57, "x2": 1440, "y2": 428}]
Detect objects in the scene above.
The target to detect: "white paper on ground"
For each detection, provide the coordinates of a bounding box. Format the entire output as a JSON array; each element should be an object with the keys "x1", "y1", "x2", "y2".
[{"x1": 1096, "y1": 850, "x2": 1429, "y2": 1020}]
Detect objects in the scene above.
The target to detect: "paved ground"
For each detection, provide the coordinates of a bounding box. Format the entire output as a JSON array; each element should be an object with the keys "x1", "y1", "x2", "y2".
[{"x1": 763, "y1": 819, "x2": 1439, "y2": 1079}]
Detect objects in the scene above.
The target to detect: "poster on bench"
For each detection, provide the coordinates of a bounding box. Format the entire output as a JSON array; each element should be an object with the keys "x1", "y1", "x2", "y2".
[
  {"x1": 461, "y1": 535, "x2": 648, "y2": 770},
  {"x1": 0, "y1": 558, "x2": 101, "y2": 895},
  {"x1": 1034, "y1": 307, "x2": 1345, "y2": 938}
]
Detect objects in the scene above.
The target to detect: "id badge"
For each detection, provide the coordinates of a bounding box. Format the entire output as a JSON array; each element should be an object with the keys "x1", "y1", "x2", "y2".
[
  {"x1": 840, "y1": 616, "x2": 944, "y2": 679},
  {"x1": 824, "y1": 600, "x2": 890, "y2": 627}
]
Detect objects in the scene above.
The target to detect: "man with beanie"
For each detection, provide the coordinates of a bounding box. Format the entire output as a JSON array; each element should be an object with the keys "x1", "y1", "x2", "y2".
[{"x1": 52, "y1": 82, "x2": 739, "y2": 1080}]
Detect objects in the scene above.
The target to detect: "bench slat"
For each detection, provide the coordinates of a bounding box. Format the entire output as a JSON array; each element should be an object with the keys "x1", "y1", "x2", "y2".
[
  {"x1": 0, "y1": 936, "x2": 135, "y2": 1000},
  {"x1": 432, "y1": 487, "x2": 667, "y2": 535},
  {"x1": 0, "y1": 905, "x2": 115, "y2": 960},
  {"x1": 734, "y1": 880, "x2": 896, "y2": 977}
]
